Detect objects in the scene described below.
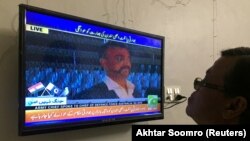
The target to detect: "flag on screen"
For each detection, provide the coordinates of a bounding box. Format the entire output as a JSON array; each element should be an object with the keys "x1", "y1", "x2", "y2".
[
  {"x1": 27, "y1": 82, "x2": 45, "y2": 94},
  {"x1": 60, "y1": 87, "x2": 69, "y2": 97},
  {"x1": 45, "y1": 82, "x2": 62, "y2": 96}
]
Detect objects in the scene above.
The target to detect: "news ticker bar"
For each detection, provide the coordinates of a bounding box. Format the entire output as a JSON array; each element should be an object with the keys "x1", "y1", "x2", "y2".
[
  {"x1": 25, "y1": 104, "x2": 161, "y2": 123},
  {"x1": 132, "y1": 125, "x2": 249, "y2": 140},
  {"x1": 26, "y1": 101, "x2": 148, "y2": 110}
]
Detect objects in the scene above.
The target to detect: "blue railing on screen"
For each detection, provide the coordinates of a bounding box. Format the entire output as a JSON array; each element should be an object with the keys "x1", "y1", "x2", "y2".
[{"x1": 25, "y1": 62, "x2": 161, "y2": 99}]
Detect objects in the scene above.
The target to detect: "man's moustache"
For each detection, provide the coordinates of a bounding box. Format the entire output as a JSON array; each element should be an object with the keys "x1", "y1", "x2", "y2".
[{"x1": 116, "y1": 66, "x2": 131, "y2": 73}]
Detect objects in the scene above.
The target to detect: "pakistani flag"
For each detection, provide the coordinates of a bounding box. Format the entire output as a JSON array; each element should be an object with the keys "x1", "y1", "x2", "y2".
[
  {"x1": 45, "y1": 82, "x2": 62, "y2": 96},
  {"x1": 147, "y1": 95, "x2": 158, "y2": 109}
]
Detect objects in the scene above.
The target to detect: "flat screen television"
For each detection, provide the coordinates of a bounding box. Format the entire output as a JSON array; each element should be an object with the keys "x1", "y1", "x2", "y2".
[{"x1": 19, "y1": 4, "x2": 165, "y2": 136}]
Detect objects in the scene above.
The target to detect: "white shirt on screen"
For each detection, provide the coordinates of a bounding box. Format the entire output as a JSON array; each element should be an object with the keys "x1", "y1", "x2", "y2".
[{"x1": 103, "y1": 76, "x2": 135, "y2": 99}]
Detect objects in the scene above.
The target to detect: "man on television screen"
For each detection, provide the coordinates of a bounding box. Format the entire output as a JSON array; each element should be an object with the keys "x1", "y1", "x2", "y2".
[{"x1": 77, "y1": 41, "x2": 141, "y2": 99}]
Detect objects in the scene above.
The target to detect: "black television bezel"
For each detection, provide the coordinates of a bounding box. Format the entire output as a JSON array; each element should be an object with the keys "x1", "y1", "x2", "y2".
[{"x1": 18, "y1": 4, "x2": 165, "y2": 136}]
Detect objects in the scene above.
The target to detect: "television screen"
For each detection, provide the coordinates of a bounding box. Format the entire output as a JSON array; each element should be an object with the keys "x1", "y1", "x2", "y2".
[{"x1": 19, "y1": 4, "x2": 165, "y2": 135}]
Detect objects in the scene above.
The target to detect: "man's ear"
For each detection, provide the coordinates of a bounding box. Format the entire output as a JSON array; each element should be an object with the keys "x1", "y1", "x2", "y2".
[
  {"x1": 223, "y1": 96, "x2": 247, "y2": 119},
  {"x1": 100, "y1": 58, "x2": 106, "y2": 68}
]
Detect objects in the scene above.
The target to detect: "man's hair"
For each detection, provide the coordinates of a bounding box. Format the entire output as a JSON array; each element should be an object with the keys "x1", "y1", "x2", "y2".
[
  {"x1": 99, "y1": 41, "x2": 130, "y2": 59},
  {"x1": 221, "y1": 47, "x2": 250, "y2": 56},
  {"x1": 221, "y1": 47, "x2": 250, "y2": 124}
]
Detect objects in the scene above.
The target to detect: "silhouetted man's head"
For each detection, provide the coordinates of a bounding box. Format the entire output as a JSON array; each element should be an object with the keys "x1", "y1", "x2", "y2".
[{"x1": 186, "y1": 47, "x2": 250, "y2": 124}]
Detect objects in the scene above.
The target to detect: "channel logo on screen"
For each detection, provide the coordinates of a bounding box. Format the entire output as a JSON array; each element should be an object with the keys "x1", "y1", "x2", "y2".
[{"x1": 147, "y1": 95, "x2": 158, "y2": 109}]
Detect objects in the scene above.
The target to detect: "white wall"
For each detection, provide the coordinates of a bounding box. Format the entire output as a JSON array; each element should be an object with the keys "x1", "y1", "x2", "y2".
[{"x1": 1, "y1": 0, "x2": 250, "y2": 140}]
